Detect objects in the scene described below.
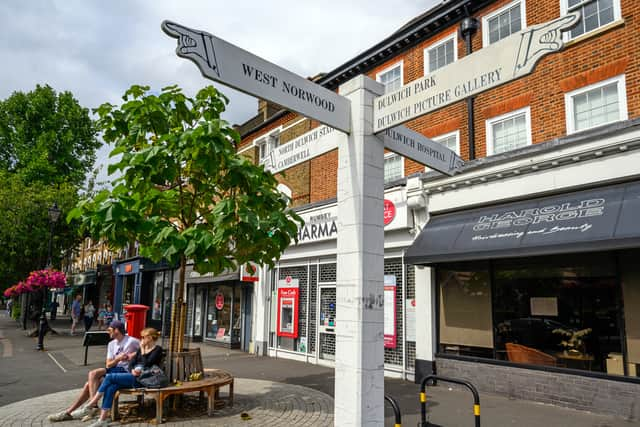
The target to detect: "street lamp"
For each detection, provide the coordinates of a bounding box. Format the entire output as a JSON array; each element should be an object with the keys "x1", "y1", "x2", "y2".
[{"x1": 37, "y1": 202, "x2": 61, "y2": 351}]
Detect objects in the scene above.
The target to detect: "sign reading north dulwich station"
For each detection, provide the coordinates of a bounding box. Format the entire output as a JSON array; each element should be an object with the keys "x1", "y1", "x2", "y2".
[{"x1": 373, "y1": 12, "x2": 580, "y2": 132}]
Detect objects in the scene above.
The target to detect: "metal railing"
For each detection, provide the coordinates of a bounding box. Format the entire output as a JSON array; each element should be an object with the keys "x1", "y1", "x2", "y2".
[
  {"x1": 418, "y1": 375, "x2": 481, "y2": 427},
  {"x1": 384, "y1": 394, "x2": 402, "y2": 427}
]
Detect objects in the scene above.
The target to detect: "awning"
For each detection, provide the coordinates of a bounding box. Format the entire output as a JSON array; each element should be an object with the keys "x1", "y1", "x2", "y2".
[{"x1": 405, "y1": 180, "x2": 640, "y2": 265}]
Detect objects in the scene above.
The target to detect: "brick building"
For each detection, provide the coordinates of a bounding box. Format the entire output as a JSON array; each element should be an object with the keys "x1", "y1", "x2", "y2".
[{"x1": 187, "y1": 0, "x2": 640, "y2": 416}]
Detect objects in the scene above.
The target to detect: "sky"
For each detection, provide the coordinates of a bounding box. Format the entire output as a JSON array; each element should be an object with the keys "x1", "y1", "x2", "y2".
[{"x1": 0, "y1": 1, "x2": 438, "y2": 183}]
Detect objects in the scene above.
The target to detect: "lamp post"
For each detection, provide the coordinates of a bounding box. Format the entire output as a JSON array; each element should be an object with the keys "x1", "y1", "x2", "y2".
[{"x1": 36, "y1": 202, "x2": 61, "y2": 351}]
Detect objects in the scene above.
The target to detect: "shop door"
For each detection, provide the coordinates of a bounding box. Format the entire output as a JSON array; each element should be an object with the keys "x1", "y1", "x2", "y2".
[
  {"x1": 242, "y1": 287, "x2": 253, "y2": 352},
  {"x1": 318, "y1": 286, "x2": 336, "y2": 361}
]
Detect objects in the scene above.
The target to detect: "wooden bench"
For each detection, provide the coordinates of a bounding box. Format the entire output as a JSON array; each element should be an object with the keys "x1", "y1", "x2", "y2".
[{"x1": 112, "y1": 368, "x2": 234, "y2": 424}]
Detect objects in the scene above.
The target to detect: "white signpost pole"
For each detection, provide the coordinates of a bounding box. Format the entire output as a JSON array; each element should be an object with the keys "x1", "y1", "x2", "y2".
[{"x1": 335, "y1": 75, "x2": 386, "y2": 426}]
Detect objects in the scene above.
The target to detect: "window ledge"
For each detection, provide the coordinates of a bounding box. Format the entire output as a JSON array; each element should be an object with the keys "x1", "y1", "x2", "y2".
[{"x1": 565, "y1": 19, "x2": 625, "y2": 47}]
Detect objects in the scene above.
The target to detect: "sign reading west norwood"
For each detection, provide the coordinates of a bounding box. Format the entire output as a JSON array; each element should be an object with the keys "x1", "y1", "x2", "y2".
[
  {"x1": 162, "y1": 21, "x2": 351, "y2": 133},
  {"x1": 373, "y1": 13, "x2": 580, "y2": 132},
  {"x1": 379, "y1": 126, "x2": 463, "y2": 176},
  {"x1": 263, "y1": 125, "x2": 343, "y2": 174}
]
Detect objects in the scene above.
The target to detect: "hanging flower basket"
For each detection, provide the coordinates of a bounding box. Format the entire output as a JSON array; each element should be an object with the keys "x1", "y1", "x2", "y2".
[
  {"x1": 25, "y1": 269, "x2": 67, "y2": 290},
  {"x1": 3, "y1": 285, "x2": 19, "y2": 298}
]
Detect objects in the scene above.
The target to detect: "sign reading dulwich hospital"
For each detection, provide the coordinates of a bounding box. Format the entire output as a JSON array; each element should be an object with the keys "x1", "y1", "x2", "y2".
[
  {"x1": 162, "y1": 21, "x2": 351, "y2": 133},
  {"x1": 373, "y1": 13, "x2": 580, "y2": 132},
  {"x1": 379, "y1": 126, "x2": 463, "y2": 176}
]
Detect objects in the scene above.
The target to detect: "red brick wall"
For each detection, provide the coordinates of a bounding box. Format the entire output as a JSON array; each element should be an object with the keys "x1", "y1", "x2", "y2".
[{"x1": 241, "y1": 0, "x2": 639, "y2": 204}]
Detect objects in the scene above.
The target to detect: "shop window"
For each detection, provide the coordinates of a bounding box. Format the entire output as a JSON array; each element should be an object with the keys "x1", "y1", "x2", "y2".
[
  {"x1": 384, "y1": 152, "x2": 404, "y2": 183},
  {"x1": 483, "y1": 0, "x2": 525, "y2": 46},
  {"x1": 438, "y1": 253, "x2": 629, "y2": 376},
  {"x1": 205, "y1": 284, "x2": 240, "y2": 346},
  {"x1": 376, "y1": 62, "x2": 403, "y2": 92},
  {"x1": 486, "y1": 107, "x2": 531, "y2": 155},
  {"x1": 425, "y1": 34, "x2": 457, "y2": 74},
  {"x1": 151, "y1": 272, "x2": 163, "y2": 321},
  {"x1": 565, "y1": 75, "x2": 627, "y2": 134},
  {"x1": 562, "y1": 0, "x2": 620, "y2": 40}
]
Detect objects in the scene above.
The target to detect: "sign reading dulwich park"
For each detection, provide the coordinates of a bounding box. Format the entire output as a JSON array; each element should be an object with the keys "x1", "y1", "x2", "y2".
[
  {"x1": 373, "y1": 12, "x2": 580, "y2": 132},
  {"x1": 162, "y1": 12, "x2": 579, "y2": 424}
]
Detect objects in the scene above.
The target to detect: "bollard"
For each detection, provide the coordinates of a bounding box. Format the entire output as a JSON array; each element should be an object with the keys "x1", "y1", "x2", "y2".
[
  {"x1": 384, "y1": 394, "x2": 402, "y2": 427},
  {"x1": 419, "y1": 375, "x2": 480, "y2": 427}
]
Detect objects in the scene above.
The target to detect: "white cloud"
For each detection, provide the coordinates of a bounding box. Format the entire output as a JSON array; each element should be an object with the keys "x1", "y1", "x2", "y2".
[{"x1": 0, "y1": 0, "x2": 437, "y2": 183}]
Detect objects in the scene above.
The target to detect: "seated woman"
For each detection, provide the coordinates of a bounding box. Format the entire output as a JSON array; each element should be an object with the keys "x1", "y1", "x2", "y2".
[{"x1": 86, "y1": 327, "x2": 163, "y2": 427}]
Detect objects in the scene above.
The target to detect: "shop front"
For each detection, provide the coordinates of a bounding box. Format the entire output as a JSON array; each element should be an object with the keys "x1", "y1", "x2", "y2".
[
  {"x1": 185, "y1": 265, "x2": 253, "y2": 350},
  {"x1": 113, "y1": 257, "x2": 173, "y2": 332},
  {"x1": 265, "y1": 187, "x2": 418, "y2": 379},
  {"x1": 406, "y1": 180, "x2": 640, "y2": 416}
]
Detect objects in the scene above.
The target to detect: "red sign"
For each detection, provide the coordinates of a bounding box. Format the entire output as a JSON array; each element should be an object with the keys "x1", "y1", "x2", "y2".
[
  {"x1": 383, "y1": 199, "x2": 396, "y2": 225},
  {"x1": 276, "y1": 277, "x2": 299, "y2": 338},
  {"x1": 241, "y1": 262, "x2": 259, "y2": 282},
  {"x1": 124, "y1": 264, "x2": 133, "y2": 273},
  {"x1": 215, "y1": 293, "x2": 224, "y2": 310}
]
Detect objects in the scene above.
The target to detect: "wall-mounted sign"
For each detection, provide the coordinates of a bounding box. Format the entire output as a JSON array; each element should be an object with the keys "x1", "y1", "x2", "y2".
[
  {"x1": 215, "y1": 293, "x2": 224, "y2": 310},
  {"x1": 277, "y1": 276, "x2": 299, "y2": 338},
  {"x1": 379, "y1": 126, "x2": 464, "y2": 176},
  {"x1": 383, "y1": 199, "x2": 396, "y2": 225},
  {"x1": 384, "y1": 275, "x2": 397, "y2": 349},
  {"x1": 162, "y1": 21, "x2": 351, "y2": 133},
  {"x1": 124, "y1": 264, "x2": 133, "y2": 273},
  {"x1": 264, "y1": 125, "x2": 344, "y2": 174},
  {"x1": 405, "y1": 299, "x2": 416, "y2": 342},
  {"x1": 373, "y1": 13, "x2": 580, "y2": 132},
  {"x1": 241, "y1": 262, "x2": 259, "y2": 282}
]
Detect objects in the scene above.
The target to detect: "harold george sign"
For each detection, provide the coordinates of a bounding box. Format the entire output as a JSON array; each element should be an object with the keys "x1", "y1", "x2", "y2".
[
  {"x1": 162, "y1": 21, "x2": 351, "y2": 133},
  {"x1": 373, "y1": 13, "x2": 580, "y2": 132}
]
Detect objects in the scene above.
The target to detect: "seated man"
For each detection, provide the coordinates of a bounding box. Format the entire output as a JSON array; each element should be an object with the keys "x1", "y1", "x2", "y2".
[{"x1": 48, "y1": 320, "x2": 140, "y2": 422}]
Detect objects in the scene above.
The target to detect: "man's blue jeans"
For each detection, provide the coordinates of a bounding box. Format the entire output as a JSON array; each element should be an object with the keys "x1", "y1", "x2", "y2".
[{"x1": 98, "y1": 372, "x2": 138, "y2": 410}]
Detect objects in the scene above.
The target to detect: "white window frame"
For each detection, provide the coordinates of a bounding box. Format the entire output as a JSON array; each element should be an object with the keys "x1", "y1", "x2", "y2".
[
  {"x1": 482, "y1": 0, "x2": 527, "y2": 47},
  {"x1": 485, "y1": 106, "x2": 532, "y2": 155},
  {"x1": 424, "y1": 33, "x2": 458, "y2": 75},
  {"x1": 384, "y1": 152, "x2": 404, "y2": 183},
  {"x1": 564, "y1": 74, "x2": 627, "y2": 134},
  {"x1": 426, "y1": 130, "x2": 460, "y2": 171},
  {"x1": 255, "y1": 130, "x2": 280, "y2": 165},
  {"x1": 560, "y1": 0, "x2": 622, "y2": 41},
  {"x1": 376, "y1": 61, "x2": 404, "y2": 93}
]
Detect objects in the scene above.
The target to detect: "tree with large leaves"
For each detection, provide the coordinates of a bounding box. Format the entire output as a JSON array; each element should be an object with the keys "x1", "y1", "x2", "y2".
[{"x1": 68, "y1": 84, "x2": 302, "y2": 355}]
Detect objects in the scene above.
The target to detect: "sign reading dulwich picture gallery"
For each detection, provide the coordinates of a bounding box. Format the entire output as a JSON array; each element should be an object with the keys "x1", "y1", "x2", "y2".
[{"x1": 373, "y1": 12, "x2": 581, "y2": 132}]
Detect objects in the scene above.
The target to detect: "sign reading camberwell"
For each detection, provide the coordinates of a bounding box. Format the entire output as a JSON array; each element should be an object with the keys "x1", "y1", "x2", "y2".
[
  {"x1": 264, "y1": 125, "x2": 343, "y2": 174},
  {"x1": 373, "y1": 13, "x2": 580, "y2": 133},
  {"x1": 162, "y1": 21, "x2": 351, "y2": 133}
]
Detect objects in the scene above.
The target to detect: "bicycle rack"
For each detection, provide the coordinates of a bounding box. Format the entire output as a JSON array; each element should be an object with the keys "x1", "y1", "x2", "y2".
[
  {"x1": 384, "y1": 394, "x2": 402, "y2": 427},
  {"x1": 418, "y1": 375, "x2": 481, "y2": 427}
]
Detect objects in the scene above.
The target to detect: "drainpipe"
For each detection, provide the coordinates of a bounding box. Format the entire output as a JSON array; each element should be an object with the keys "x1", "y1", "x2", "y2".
[{"x1": 460, "y1": 16, "x2": 479, "y2": 160}]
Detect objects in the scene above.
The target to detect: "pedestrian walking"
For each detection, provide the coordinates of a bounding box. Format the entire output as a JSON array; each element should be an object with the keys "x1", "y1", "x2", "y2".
[
  {"x1": 71, "y1": 294, "x2": 82, "y2": 335},
  {"x1": 103, "y1": 304, "x2": 114, "y2": 326},
  {"x1": 84, "y1": 300, "x2": 95, "y2": 331},
  {"x1": 6, "y1": 298, "x2": 13, "y2": 316}
]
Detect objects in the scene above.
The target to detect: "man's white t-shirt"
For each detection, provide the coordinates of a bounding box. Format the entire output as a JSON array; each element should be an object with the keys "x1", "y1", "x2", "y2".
[{"x1": 107, "y1": 335, "x2": 141, "y2": 369}]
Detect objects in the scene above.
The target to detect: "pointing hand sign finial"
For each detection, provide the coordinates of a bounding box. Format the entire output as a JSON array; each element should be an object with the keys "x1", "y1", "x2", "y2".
[{"x1": 162, "y1": 21, "x2": 221, "y2": 79}]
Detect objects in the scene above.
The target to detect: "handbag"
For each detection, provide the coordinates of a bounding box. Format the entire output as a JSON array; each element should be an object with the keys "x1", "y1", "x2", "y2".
[{"x1": 137, "y1": 365, "x2": 170, "y2": 388}]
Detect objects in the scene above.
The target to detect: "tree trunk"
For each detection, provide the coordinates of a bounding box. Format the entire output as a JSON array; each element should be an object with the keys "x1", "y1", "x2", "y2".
[{"x1": 169, "y1": 255, "x2": 187, "y2": 354}]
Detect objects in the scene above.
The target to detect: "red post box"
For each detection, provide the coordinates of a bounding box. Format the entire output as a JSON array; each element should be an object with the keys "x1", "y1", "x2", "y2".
[{"x1": 123, "y1": 304, "x2": 149, "y2": 339}]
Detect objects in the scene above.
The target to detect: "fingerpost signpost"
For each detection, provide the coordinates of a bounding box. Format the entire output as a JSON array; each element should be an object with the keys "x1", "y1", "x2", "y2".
[{"x1": 162, "y1": 12, "x2": 579, "y2": 425}]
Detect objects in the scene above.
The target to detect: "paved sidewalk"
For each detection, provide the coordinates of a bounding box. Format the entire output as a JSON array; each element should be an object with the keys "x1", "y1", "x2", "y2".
[{"x1": 0, "y1": 313, "x2": 638, "y2": 426}]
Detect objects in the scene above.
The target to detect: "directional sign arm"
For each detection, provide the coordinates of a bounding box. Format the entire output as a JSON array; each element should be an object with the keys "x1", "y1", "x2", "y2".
[{"x1": 162, "y1": 21, "x2": 351, "y2": 134}]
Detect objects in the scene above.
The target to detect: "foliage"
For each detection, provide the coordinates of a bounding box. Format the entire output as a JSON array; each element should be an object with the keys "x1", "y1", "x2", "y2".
[
  {"x1": 0, "y1": 84, "x2": 100, "y2": 187},
  {"x1": 68, "y1": 84, "x2": 303, "y2": 352},
  {"x1": 11, "y1": 301, "x2": 20, "y2": 321},
  {"x1": 0, "y1": 171, "x2": 81, "y2": 289},
  {"x1": 553, "y1": 327, "x2": 592, "y2": 353}
]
